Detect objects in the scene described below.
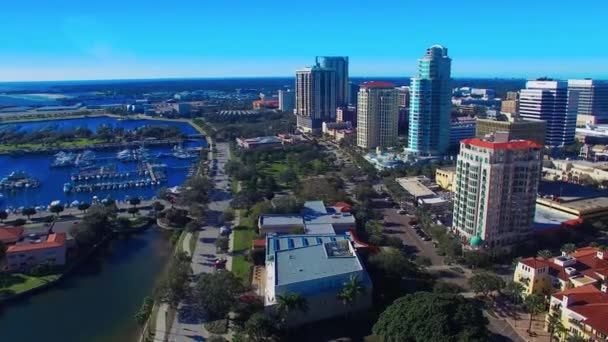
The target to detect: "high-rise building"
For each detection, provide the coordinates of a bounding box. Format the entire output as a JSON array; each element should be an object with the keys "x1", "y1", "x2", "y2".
[
  {"x1": 278, "y1": 89, "x2": 295, "y2": 113},
  {"x1": 348, "y1": 82, "x2": 360, "y2": 107},
  {"x1": 316, "y1": 56, "x2": 349, "y2": 107},
  {"x1": 476, "y1": 118, "x2": 546, "y2": 145},
  {"x1": 568, "y1": 79, "x2": 608, "y2": 124},
  {"x1": 356, "y1": 82, "x2": 399, "y2": 149},
  {"x1": 397, "y1": 86, "x2": 410, "y2": 108},
  {"x1": 520, "y1": 80, "x2": 573, "y2": 146},
  {"x1": 506, "y1": 91, "x2": 519, "y2": 101},
  {"x1": 336, "y1": 106, "x2": 357, "y2": 126},
  {"x1": 452, "y1": 135, "x2": 542, "y2": 248},
  {"x1": 295, "y1": 65, "x2": 336, "y2": 133},
  {"x1": 501, "y1": 99, "x2": 519, "y2": 114},
  {"x1": 408, "y1": 45, "x2": 452, "y2": 155}
]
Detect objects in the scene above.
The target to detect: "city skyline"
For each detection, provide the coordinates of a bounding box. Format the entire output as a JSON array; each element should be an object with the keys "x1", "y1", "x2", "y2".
[{"x1": 1, "y1": 0, "x2": 608, "y2": 81}]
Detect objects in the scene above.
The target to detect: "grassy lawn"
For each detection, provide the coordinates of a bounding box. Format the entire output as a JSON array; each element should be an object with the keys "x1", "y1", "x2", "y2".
[
  {"x1": 0, "y1": 273, "x2": 61, "y2": 298},
  {"x1": 233, "y1": 228, "x2": 255, "y2": 252},
  {"x1": 231, "y1": 255, "x2": 252, "y2": 284},
  {"x1": 262, "y1": 162, "x2": 288, "y2": 178},
  {"x1": 0, "y1": 138, "x2": 105, "y2": 152}
]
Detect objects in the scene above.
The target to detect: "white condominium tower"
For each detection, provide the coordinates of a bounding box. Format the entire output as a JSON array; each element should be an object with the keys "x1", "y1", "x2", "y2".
[
  {"x1": 407, "y1": 45, "x2": 452, "y2": 156},
  {"x1": 519, "y1": 80, "x2": 573, "y2": 147},
  {"x1": 278, "y1": 89, "x2": 295, "y2": 113},
  {"x1": 452, "y1": 135, "x2": 542, "y2": 248},
  {"x1": 567, "y1": 79, "x2": 608, "y2": 124},
  {"x1": 316, "y1": 56, "x2": 349, "y2": 107},
  {"x1": 295, "y1": 64, "x2": 336, "y2": 133},
  {"x1": 356, "y1": 82, "x2": 399, "y2": 149}
]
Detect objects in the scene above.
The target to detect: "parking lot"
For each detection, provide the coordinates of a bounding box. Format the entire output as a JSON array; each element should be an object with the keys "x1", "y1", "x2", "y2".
[{"x1": 380, "y1": 207, "x2": 444, "y2": 265}]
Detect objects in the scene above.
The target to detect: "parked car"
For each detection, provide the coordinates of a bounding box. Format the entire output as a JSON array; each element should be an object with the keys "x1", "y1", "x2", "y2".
[
  {"x1": 214, "y1": 258, "x2": 227, "y2": 269},
  {"x1": 220, "y1": 226, "x2": 231, "y2": 236}
]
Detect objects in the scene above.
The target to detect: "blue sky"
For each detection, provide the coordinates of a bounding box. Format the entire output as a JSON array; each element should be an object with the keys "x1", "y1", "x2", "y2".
[{"x1": 1, "y1": 0, "x2": 607, "y2": 81}]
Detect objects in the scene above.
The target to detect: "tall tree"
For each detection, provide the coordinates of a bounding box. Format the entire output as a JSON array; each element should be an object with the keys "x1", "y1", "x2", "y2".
[
  {"x1": 195, "y1": 271, "x2": 243, "y2": 318},
  {"x1": 537, "y1": 249, "x2": 553, "y2": 259},
  {"x1": 129, "y1": 197, "x2": 141, "y2": 208},
  {"x1": 547, "y1": 311, "x2": 566, "y2": 342},
  {"x1": 523, "y1": 293, "x2": 545, "y2": 333},
  {"x1": 504, "y1": 281, "x2": 525, "y2": 304},
  {"x1": 468, "y1": 273, "x2": 505, "y2": 298},
  {"x1": 49, "y1": 204, "x2": 64, "y2": 217},
  {"x1": 560, "y1": 243, "x2": 576, "y2": 254},
  {"x1": 0, "y1": 210, "x2": 8, "y2": 223},
  {"x1": 373, "y1": 292, "x2": 489, "y2": 342},
  {"x1": 337, "y1": 275, "x2": 366, "y2": 307},
  {"x1": 21, "y1": 207, "x2": 36, "y2": 220},
  {"x1": 244, "y1": 312, "x2": 279, "y2": 342},
  {"x1": 77, "y1": 202, "x2": 91, "y2": 213},
  {"x1": 276, "y1": 292, "x2": 308, "y2": 319}
]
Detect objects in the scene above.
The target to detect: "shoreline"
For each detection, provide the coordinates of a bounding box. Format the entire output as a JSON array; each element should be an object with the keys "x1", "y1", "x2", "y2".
[{"x1": 0, "y1": 113, "x2": 210, "y2": 154}]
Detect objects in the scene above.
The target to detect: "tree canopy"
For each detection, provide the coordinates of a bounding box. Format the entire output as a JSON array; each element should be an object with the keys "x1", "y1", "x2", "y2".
[
  {"x1": 372, "y1": 292, "x2": 490, "y2": 342},
  {"x1": 195, "y1": 271, "x2": 244, "y2": 318}
]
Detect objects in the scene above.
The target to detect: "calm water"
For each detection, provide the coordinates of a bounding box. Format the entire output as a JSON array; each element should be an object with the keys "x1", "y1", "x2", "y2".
[
  {"x1": 0, "y1": 228, "x2": 172, "y2": 342},
  {"x1": 0, "y1": 117, "x2": 206, "y2": 208}
]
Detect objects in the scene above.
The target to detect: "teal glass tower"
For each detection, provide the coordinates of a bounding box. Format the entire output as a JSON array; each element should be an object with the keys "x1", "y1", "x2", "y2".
[{"x1": 407, "y1": 45, "x2": 452, "y2": 155}]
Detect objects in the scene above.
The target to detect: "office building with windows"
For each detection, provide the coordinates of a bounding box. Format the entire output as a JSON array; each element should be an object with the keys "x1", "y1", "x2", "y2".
[
  {"x1": 568, "y1": 79, "x2": 608, "y2": 124},
  {"x1": 278, "y1": 89, "x2": 295, "y2": 113},
  {"x1": 356, "y1": 82, "x2": 399, "y2": 149},
  {"x1": 316, "y1": 56, "x2": 349, "y2": 107},
  {"x1": 408, "y1": 45, "x2": 452, "y2": 155},
  {"x1": 519, "y1": 80, "x2": 573, "y2": 146},
  {"x1": 452, "y1": 134, "x2": 542, "y2": 248},
  {"x1": 295, "y1": 65, "x2": 337, "y2": 133}
]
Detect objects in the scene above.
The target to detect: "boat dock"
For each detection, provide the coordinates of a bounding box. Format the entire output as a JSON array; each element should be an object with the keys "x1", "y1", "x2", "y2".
[{"x1": 4, "y1": 138, "x2": 208, "y2": 155}]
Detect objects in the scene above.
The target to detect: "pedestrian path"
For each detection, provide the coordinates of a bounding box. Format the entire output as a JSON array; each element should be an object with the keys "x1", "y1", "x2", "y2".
[
  {"x1": 155, "y1": 303, "x2": 169, "y2": 342},
  {"x1": 181, "y1": 232, "x2": 192, "y2": 257}
]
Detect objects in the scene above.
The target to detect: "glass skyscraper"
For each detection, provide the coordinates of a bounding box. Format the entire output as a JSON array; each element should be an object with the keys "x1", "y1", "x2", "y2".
[
  {"x1": 316, "y1": 56, "x2": 349, "y2": 107},
  {"x1": 407, "y1": 45, "x2": 452, "y2": 155}
]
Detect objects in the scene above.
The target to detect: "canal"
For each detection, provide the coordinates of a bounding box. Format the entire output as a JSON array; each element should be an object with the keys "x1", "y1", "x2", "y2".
[{"x1": 0, "y1": 227, "x2": 172, "y2": 342}]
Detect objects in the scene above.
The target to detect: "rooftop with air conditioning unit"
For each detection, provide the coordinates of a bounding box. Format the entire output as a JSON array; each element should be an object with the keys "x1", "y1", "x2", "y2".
[
  {"x1": 555, "y1": 255, "x2": 577, "y2": 267},
  {"x1": 565, "y1": 267, "x2": 578, "y2": 276}
]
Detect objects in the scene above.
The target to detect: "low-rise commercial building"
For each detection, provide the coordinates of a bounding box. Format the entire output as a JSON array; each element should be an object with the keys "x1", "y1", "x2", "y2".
[
  {"x1": 542, "y1": 159, "x2": 608, "y2": 184},
  {"x1": 236, "y1": 134, "x2": 306, "y2": 150},
  {"x1": 258, "y1": 201, "x2": 356, "y2": 235},
  {"x1": 322, "y1": 121, "x2": 355, "y2": 142},
  {"x1": 514, "y1": 247, "x2": 608, "y2": 296},
  {"x1": 449, "y1": 117, "x2": 476, "y2": 148},
  {"x1": 3, "y1": 233, "x2": 67, "y2": 272},
  {"x1": 435, "y1": 166, "x2": 456, "y2": 191},
  {"x1": 264, "y1": 234, "x2": 372, "y2": 326}
]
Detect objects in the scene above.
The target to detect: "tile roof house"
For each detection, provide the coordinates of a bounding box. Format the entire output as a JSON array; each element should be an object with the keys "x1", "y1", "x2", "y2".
[
  {"x1": 514, "y1": 247, "x2": 608, "y2": 296},
  {"x1": 3, "y1": 233, "x2": 68, "y2": 272},
  {"x1": 548, "y1": 284, "x2": 608, "y2": 341},
  {"x1": 0, "y1": 226, "x2": 24, "y2": 244}
]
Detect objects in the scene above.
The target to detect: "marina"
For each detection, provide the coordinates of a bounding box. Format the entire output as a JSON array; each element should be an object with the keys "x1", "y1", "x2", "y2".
[{"x1": 0, "y1": 117, "x2": 206, "y2": 208}]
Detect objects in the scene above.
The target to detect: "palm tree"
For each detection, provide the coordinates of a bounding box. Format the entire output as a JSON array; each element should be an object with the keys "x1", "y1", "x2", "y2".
[
  {"x1": 565, "y1": 334, "x2": 587, "y2": 342},
  {"x1": 524, "y1": 294, "x2": 545, "y2": 333},
  {"x1": 505, "y1": 281, "x2": 525, "y2": 304},
  {"x1": 547, "y1": 312, "x2": 565, "y2": 341},
  {"x1": 337, "y1": 275, "x2": 366, "y2": 307},
  {"x1": 561, "y1": 243, "x2": 576, "y2": 255},
  {"x1": 537, "y1": 249, "x2": 553, "y2": 260},
  {"x1": 276, "y1": 293, "x2": 308, "y2": 319}
]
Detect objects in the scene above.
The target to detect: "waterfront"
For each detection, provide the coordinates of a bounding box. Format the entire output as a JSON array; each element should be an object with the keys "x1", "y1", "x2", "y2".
[
  {"x1": 0, "y1": 116, "x2": 206, "y2": 208},
  {"x1": 0, "y1": 227, "x2": 172, "y2": 342}
]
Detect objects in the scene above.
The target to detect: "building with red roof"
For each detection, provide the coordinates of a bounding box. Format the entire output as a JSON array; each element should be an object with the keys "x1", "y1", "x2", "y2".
[
  {"x1": 514, "y1": 247, "x2": 608, "y2": 296},
  {"x1": 0, "y1": 226, "x2": 24, "y2": 244},
  {"x1": 3, "y1": 233, "x2": 67, "y2": 272},
  {"x1": 548, "y1": 283, "x2": 608, "y2": 341}
]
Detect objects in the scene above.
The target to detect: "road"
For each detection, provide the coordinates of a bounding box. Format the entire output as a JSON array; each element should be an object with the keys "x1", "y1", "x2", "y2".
[
  {"x1": 167, "y1": 141, "x2": 233, "y2": 342},
  {"x1": 380, "y1": 207, "x2": 444, "y2": 265}
]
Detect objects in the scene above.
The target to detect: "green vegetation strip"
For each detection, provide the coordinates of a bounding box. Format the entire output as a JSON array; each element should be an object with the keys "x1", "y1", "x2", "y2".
[
  {"x1": 0, "y1": 273, "x2": 60, "y2": 298},
  {"x1": 233, "y1": 228, "x2": 255, "y2": 252},
  {"x1": 231, "y1": 256, "x2": 252, "y2": 284}
]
